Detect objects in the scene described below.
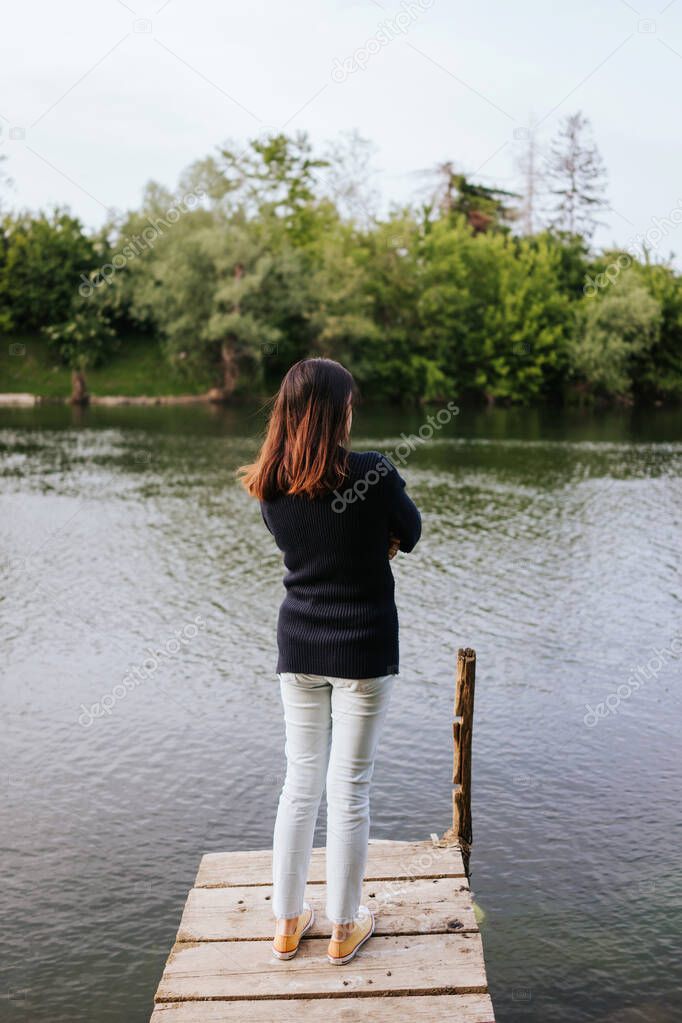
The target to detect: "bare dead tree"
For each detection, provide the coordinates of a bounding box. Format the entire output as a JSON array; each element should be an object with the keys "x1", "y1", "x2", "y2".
[
  {"x1": 0, "y1": 152, "x2": 13, "y2": 211},
  {"x1": 320, "y1": 130, "x2": 380, "y2": 228},
  {"x1": 515, "y1": 120, "x2": 544, "y2": 235},
  {"x1": 545, "y1": 111, "x2": 608, "y2": 239}
]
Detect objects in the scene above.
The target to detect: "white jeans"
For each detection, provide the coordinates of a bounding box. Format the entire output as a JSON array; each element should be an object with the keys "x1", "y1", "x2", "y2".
[{"x1": 272, "y1": 671, "x2": 395, "y2": 925}]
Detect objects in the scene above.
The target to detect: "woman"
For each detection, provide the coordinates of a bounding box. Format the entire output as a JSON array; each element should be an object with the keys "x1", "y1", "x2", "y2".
[{"x1": 239, "y1": 357, "x2": 421, "y2": 965}]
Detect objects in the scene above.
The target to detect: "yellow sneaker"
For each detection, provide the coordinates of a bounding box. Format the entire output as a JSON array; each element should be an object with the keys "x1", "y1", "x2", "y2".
[
  {"x1": 271, "y1": 902, "x2": 314, "y2": 960},
  {"x1": 327, "y1": 905, "x2": 375, "y2": 965}
]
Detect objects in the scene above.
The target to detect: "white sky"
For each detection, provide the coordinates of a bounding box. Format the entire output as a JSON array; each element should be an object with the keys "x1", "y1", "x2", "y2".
[{"x1": 2, "y1": 0, "x2": 682, "y2": 257}]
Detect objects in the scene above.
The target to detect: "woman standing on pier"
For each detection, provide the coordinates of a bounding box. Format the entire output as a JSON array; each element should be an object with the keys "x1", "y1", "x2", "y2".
[{"x1": 239, "y1": 357, "x2": 421, "y2": 965}]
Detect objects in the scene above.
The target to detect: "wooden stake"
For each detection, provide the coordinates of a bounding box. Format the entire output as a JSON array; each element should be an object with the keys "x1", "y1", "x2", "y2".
[{"x1": 439, "y1": 647, "x2": 476, "y2": 869}]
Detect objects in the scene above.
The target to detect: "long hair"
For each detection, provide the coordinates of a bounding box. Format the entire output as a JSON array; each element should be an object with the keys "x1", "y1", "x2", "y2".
[{"x1": 238, "y1": 358, "x2": 356, "y2": 500}]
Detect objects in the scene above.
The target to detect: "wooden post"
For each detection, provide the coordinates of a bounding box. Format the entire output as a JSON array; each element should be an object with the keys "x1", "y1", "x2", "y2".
[{"x1": 439, "y1": 647, "x2": 476, "y2": 870}]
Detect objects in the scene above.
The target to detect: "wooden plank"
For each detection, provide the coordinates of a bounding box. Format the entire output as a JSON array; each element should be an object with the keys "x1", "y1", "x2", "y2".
[
  {"x1": 178, "y1": 877, "x2": 476, "y2": 941},
  {"x1": 155, "y1": 932, "x2": 486, "y2": 1002},
  {"x1": 195, "y1": 840, "x2": 465, "y2": 888},
  {"x1": 151, "y1": 992, "x2": 496, "y2": 1021}
]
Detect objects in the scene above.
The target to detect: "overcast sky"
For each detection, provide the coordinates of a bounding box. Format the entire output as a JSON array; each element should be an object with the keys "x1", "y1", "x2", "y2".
[{"x1": 2, "y1": 0, "x2": 682, "y2": 257}]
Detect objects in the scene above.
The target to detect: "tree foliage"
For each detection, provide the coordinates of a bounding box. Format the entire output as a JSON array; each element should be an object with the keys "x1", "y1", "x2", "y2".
[
  {"x1": 1, "y1": 129, "x2": 680, "y2": 406},
  {"x1": 0, "y1": 209, "x2": 98, "y2": 332},
  {"x1": 570, "y1": 272, "x2": 661, "y2": 398}
]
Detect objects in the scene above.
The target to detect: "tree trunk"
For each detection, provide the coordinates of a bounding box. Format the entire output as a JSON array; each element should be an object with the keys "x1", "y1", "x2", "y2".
[
  {"x1": 221, "y1": 341, "x2": 239, "y2": 397},
  {"x1": 209, "y1": 263, "x2": 245, "y2": 403},
  {"x1": 208, "y1": 341, "x2": 239, "y2": 403},
  {"x1": 70, "y1": 369, "x2": 89, "y2": 406}
]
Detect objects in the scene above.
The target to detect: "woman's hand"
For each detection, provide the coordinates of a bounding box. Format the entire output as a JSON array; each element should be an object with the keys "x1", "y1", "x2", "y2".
[{"x1": 388, "y1": 534, "x2": 401, "y2": 560}]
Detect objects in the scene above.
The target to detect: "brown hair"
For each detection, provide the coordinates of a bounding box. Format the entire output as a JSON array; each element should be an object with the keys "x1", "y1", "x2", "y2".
[{"x1": 238, "y1": 358, "x2": 356, "y2": 501}]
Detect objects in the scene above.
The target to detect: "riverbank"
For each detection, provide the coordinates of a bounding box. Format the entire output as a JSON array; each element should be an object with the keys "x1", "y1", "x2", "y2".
[
  {"x1": 2, "y1": 333, "x2": 681, "y2": 410},
  {"x1": 0, "y1": 392, "x2": 213, "y2": 407},
  {"x1": 0, "y1": 334, "x2": 212, "y2": 401}
]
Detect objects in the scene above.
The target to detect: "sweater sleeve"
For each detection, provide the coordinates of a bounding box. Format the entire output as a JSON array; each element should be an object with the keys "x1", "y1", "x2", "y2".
[{"x1": 379, "y1": 455, "x2": 422, "y2": 553}]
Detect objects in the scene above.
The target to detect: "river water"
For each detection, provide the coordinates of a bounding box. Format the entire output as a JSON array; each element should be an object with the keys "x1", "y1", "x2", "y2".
[{"x1": 1, "y1": 402, "x2": 681, "y2": 1023}]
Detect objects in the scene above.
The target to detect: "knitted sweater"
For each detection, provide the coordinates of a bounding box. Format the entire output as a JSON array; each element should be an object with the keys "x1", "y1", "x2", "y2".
[{"x1": 260, "y1": 449, "x2": 422, "y2": 679}]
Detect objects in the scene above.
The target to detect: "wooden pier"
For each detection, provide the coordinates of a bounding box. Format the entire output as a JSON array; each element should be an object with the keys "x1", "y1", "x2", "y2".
[{"x1": 150, "y1": 651, "x2": 494, "y2": 1021}]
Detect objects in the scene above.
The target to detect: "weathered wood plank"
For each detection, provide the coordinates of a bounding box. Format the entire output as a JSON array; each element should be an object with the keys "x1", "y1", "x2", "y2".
[
  {"x1": 178, "y1": 877, "x2": 476, "y2": 941},
  {"x1": 155, "y1": 933, "x2": 486, "y2": 1002},
  {"x1": 151, "y1": 992, "x2": 496, "y2": 1021},
  {"x1": 195, "y1": 839, "x2": 465, "y2": 888}
]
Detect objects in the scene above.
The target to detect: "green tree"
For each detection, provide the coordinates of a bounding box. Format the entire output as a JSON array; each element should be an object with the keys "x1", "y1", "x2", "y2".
[
  {"x1": 419, "y1": 220, "x2": 574, "y2": 402},
  {"x1": 201, "y1": 131, "x2": 333, "y2": 246},
  {"x1": 350, "y1": 213, "x2": 431, "y2": 401},
  {"x1": 43, "y1": 298, "x2": 117, "y2": 404},
  {"x1": 304, "y1": 219, "x2": 379, "y2": 382},
  {"x1": 0, "y1": 209, "x2": 98, "y2": 332},
  {"x1": 569, "y1": 271, "x2": 661, "y2": 399},
  {"x1": 425, "y1": 162, "x2": 519, "y2": 233},
  {"x1": 125, "y1": 202, "x2": 302, "y2": 397},
  {"x1": 158, "y1": 133, "x2": 353, "y2": 393},
  {"x1": 628, "y1": 260, "x2": 682, "y2": 401}
]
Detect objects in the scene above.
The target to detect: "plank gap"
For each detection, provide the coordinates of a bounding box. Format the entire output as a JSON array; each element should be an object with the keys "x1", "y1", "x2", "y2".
[{"x1": 155, "y1": 986, "x2": 490, "y2": 1002}]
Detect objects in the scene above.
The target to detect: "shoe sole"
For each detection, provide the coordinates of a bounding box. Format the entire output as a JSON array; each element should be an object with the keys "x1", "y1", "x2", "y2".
[
  {"x1": 327, "y1": 911, "x2": 375, "y2": 965},
  {"x1": 271, "y1": 907, "x2": 315, "y2": 960}
]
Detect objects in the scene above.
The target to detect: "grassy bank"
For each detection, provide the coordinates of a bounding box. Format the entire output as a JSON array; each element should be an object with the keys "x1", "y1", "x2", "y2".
[{"x1": 0, "y1": 334, "x2": 211, "y2": 399}]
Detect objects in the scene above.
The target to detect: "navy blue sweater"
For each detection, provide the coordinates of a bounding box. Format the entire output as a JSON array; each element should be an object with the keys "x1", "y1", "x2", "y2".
[{"x1": 260, "y1": 449, "x2": 422, "y2": 679}]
